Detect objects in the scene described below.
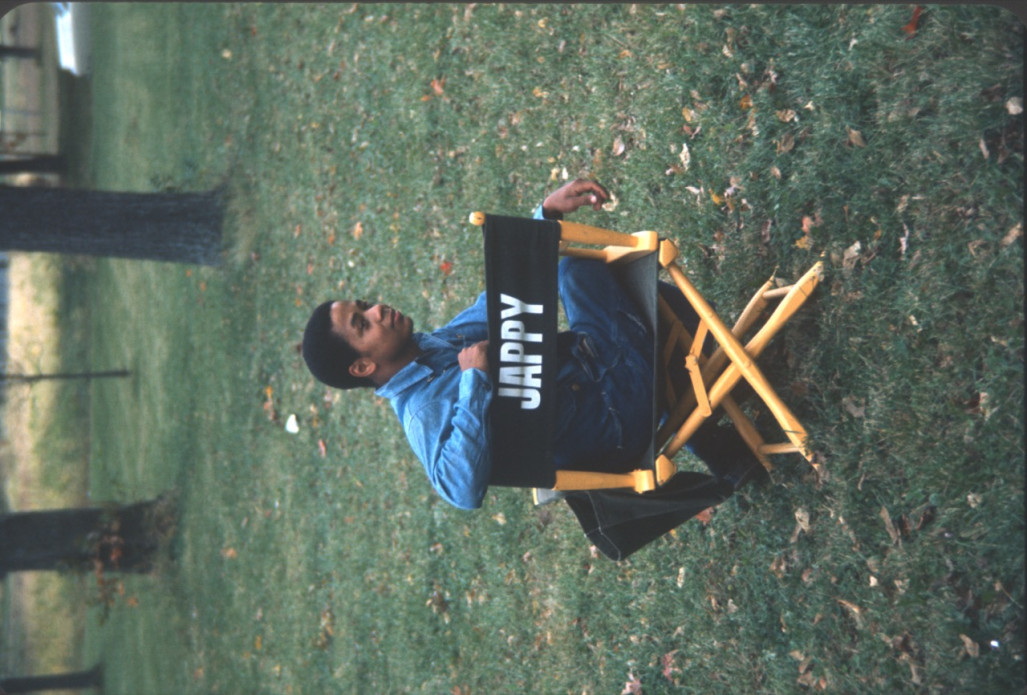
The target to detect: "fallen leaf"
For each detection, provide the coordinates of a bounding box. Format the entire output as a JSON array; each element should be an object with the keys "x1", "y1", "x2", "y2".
[
  {"x1": 612, "y1": 136, "x2": 626, "y2": 156},
  {"x1": 221, "y1": 547, "x2": 238, "y2": 559},
  {"x1": 842, "y1": 240, "x2": 862, "y2": 270},
  {"x1": 776, "y1": 109, "x2": 797, "y2": 123},
  {"x1": 979, "y1": 137, "x2": 990, "y2": 159},
  {"x1": 695, "y1": 507, "x2": 714, "y2": 524},
  {"x1": 1000, "y1": 222, "x2": 1022, "y2": 247},
  {"x1": 791, "y1": 507, "x2": 811, "y2": 542},
  {"x1": 902, "y1": 6, "x2": 924, "y2": 36},
  {"x1": 836, "y1": 598, "x2": 862, "y2": 618},
  {"x1": 739, "y1": 94, "x2": 753, "y2": 110},
  {"x1": 777, "y1": 133, "x2": 795, "y2": 153},
  {"x1": 679, "y1": 141, "x2": 691, "y2": 170},
  {"x1": 967, "y1": 239, "x2": 987, "y2": 257},
  {"x1": 439, "y1": 260, "x2": 453, "y2": 276},
  {"x1": 431, "y1": 76, "x2": 446, "y2": 95},
  {"x1": 795, "y1": 508, "x2": 811, "y2": 532},
  {"x1": 847, "y1": 127, "x2": 867, "y2": 148},
  {"x1": 795, "y1": 234, "x2": 813, "y2": 250},
  {"x1": 1006, "y1": 97, "x2": 1023, "y2": 115},
  {"x1": 661, "y1": 650, "x2": 680, "y2": 681},
  {"x1": 841, "y1": 395, "x2": 865, "y2": 418},
  {"x1": 352, "y1": 221, "x2": 364, "y2": 240},
  {"x1": 880, "y1": 506, "x2": 902, "y2": 544},
  {"x1": 621, "y1": 673, "x2": 642, "y2": 694},
  {"x1": 960, "y1": 634, "x2": 980, "y2": 657},
  {"x1": 317, "y1": 439, "x2": 327, "y2": 457}
]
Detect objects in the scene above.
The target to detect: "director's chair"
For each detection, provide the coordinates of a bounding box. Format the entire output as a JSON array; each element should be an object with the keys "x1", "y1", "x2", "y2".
[{"x1": 470, "y1": 211, "x2": 822, "y2": 557}]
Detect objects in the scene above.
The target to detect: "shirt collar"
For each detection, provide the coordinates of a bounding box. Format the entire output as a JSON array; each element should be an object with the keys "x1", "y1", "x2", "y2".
[{"x1": 375, "y1": 332, "x2": 459, "y2": 399}]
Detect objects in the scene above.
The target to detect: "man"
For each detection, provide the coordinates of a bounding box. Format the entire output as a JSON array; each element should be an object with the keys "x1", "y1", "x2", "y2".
[{"x1": 303, "y1": 179, "x2": 761, "y2": 512}]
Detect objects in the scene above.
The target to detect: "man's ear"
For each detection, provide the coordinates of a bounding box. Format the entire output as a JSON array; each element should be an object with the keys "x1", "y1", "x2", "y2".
[{"x1": 349, "y1": 357, "x2": 377, "y2": 380}]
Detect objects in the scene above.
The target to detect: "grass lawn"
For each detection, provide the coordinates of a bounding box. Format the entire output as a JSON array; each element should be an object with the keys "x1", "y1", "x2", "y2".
[{"x1": 6, "y1": 3, "x2": 1023, "y2": 693}]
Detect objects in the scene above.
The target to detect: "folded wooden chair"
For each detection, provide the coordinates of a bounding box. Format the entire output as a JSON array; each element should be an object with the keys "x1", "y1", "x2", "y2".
[{"x1": 470, "y1": 211, "x2": 823, "y2": 502}]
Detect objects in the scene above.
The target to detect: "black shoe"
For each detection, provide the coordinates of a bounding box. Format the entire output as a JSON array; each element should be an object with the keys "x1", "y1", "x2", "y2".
[
  {"x1": 688, "y1": 423, "x2": 767, "y2": 490},
  {"x1": 721, "y1": 456, "x2": 768, "y2": 490}
]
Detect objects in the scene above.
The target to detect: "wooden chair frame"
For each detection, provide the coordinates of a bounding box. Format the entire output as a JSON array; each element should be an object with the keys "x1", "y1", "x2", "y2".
[{"x1": 470, "y1": 212, "x2": 822, "y2": 495}]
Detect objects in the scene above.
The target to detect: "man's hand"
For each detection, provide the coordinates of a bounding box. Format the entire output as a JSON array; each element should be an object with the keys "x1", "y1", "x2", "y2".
[
  {"x1": 541, "y1": 179, "x2": 609, "y2": 219},
  {"x1": 459, "y1": 341, "x2": 489, "y2": 373}
]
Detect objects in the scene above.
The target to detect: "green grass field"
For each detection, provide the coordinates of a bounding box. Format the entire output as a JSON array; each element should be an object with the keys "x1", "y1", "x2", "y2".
[{"x1": 6, "y1": 3, "x2": 1024, "y2": 693}]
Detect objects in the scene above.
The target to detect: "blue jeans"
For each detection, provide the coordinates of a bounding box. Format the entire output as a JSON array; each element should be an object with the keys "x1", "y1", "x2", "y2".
[{"x1": 551, "y1": 258, "x2": 655, "y2": 473}]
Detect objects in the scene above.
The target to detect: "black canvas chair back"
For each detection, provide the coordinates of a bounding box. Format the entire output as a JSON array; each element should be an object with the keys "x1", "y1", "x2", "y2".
[
  {"x1": 483, "y1": 214, "x2": 560, "y2": 488},
  {"x1": 482, "y1": 214, "x2": 661, "y2": 489}
]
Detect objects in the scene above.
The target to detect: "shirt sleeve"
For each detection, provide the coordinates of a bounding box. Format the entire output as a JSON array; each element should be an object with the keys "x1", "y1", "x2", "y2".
[{"x1": 403, "y1": 367, "x2": 493, "y2": 509}]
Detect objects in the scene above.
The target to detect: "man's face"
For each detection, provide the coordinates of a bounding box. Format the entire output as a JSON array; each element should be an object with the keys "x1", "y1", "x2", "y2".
[{"x1": 330, "y1": 300, "x2": 414, "y2": 368}]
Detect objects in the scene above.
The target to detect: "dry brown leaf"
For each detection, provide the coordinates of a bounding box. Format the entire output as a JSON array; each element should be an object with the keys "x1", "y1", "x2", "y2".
[
  {"x1": 959, "y1": 634, "x2": 980, "y2": 657},
  {"x1": 679, "y1": 141, "x2": 691, "y2": 170},
  {"x1": 880, "y1": 506, "x2": 901, "y2": 545},
  {"x1": 842, "y1": 240, "x2": 862, "y2": 271},
  {"x1": 841, "y1": 395, "x2": 866, "y2": 418},
  {"x1": 836, "y1": 598, "x2": 862, "y2": 617},
  {"x1": 776, "y1": 109, "x2": 797, "y2": 123},
  {"x1": 1006, "y1": 97, "x2": 1023, "y2": 115},
  {"x1": 612, "y1": 136, "x2": 626, "y2": 156},
  {"x1": 847, "y1": 127, "x2": 867, "y2": 148},
  {"x1": 777, "y1": 133, "x2": 795, "y2": 153},
  {"x1": 902, "y1": 6, "x2": 924, "y2": 36},
  {"x1": 1000, "y1": 222, "x2": 1022, "y2": 247},
  {"x1": 352, "y1": 221, "x2": 364, "y2": 240},
  {"x1": 661, "y1": 650, "x2": 681, "y2": 681},
  {"x1": 795, "y1": 508, "x2": 811, "y2": 532},
  {"x1": 791, "y1": 507, "x2": 811, "y2": 542}
]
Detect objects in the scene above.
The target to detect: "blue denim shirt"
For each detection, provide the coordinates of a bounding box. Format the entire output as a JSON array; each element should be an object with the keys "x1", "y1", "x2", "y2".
[
  {"x1": 375, "y1": 292, "x2": 493, "y2": 509},
  {"x1": 374, "y1": 204, "x2": 551, "y2": 509}
]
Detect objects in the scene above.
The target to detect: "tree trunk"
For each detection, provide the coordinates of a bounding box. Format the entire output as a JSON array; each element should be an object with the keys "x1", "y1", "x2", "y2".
[
  {"x1": 0, "y1": 45, "x2": 40, "y2": 61},
  {"x1": 0, "y1": 664, "x2": 102, "y2": 693},
  {"x1": 0, "y1": 184, "x2": 225, "y2": 265},
  {"x1": 0, "y1": 369, "x2": 131, "y2": 383},
  {"x1": 0, "y1": 154, "x2": 66, "y2": 175},
  {"x1": 0, "y1": 497, "x2": 176, "y2": 577}
]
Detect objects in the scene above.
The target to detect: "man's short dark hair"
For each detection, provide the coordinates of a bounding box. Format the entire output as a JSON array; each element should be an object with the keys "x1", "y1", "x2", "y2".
[{"x1": 302, "y1": 301, "x2": 374, "y2": 390}]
